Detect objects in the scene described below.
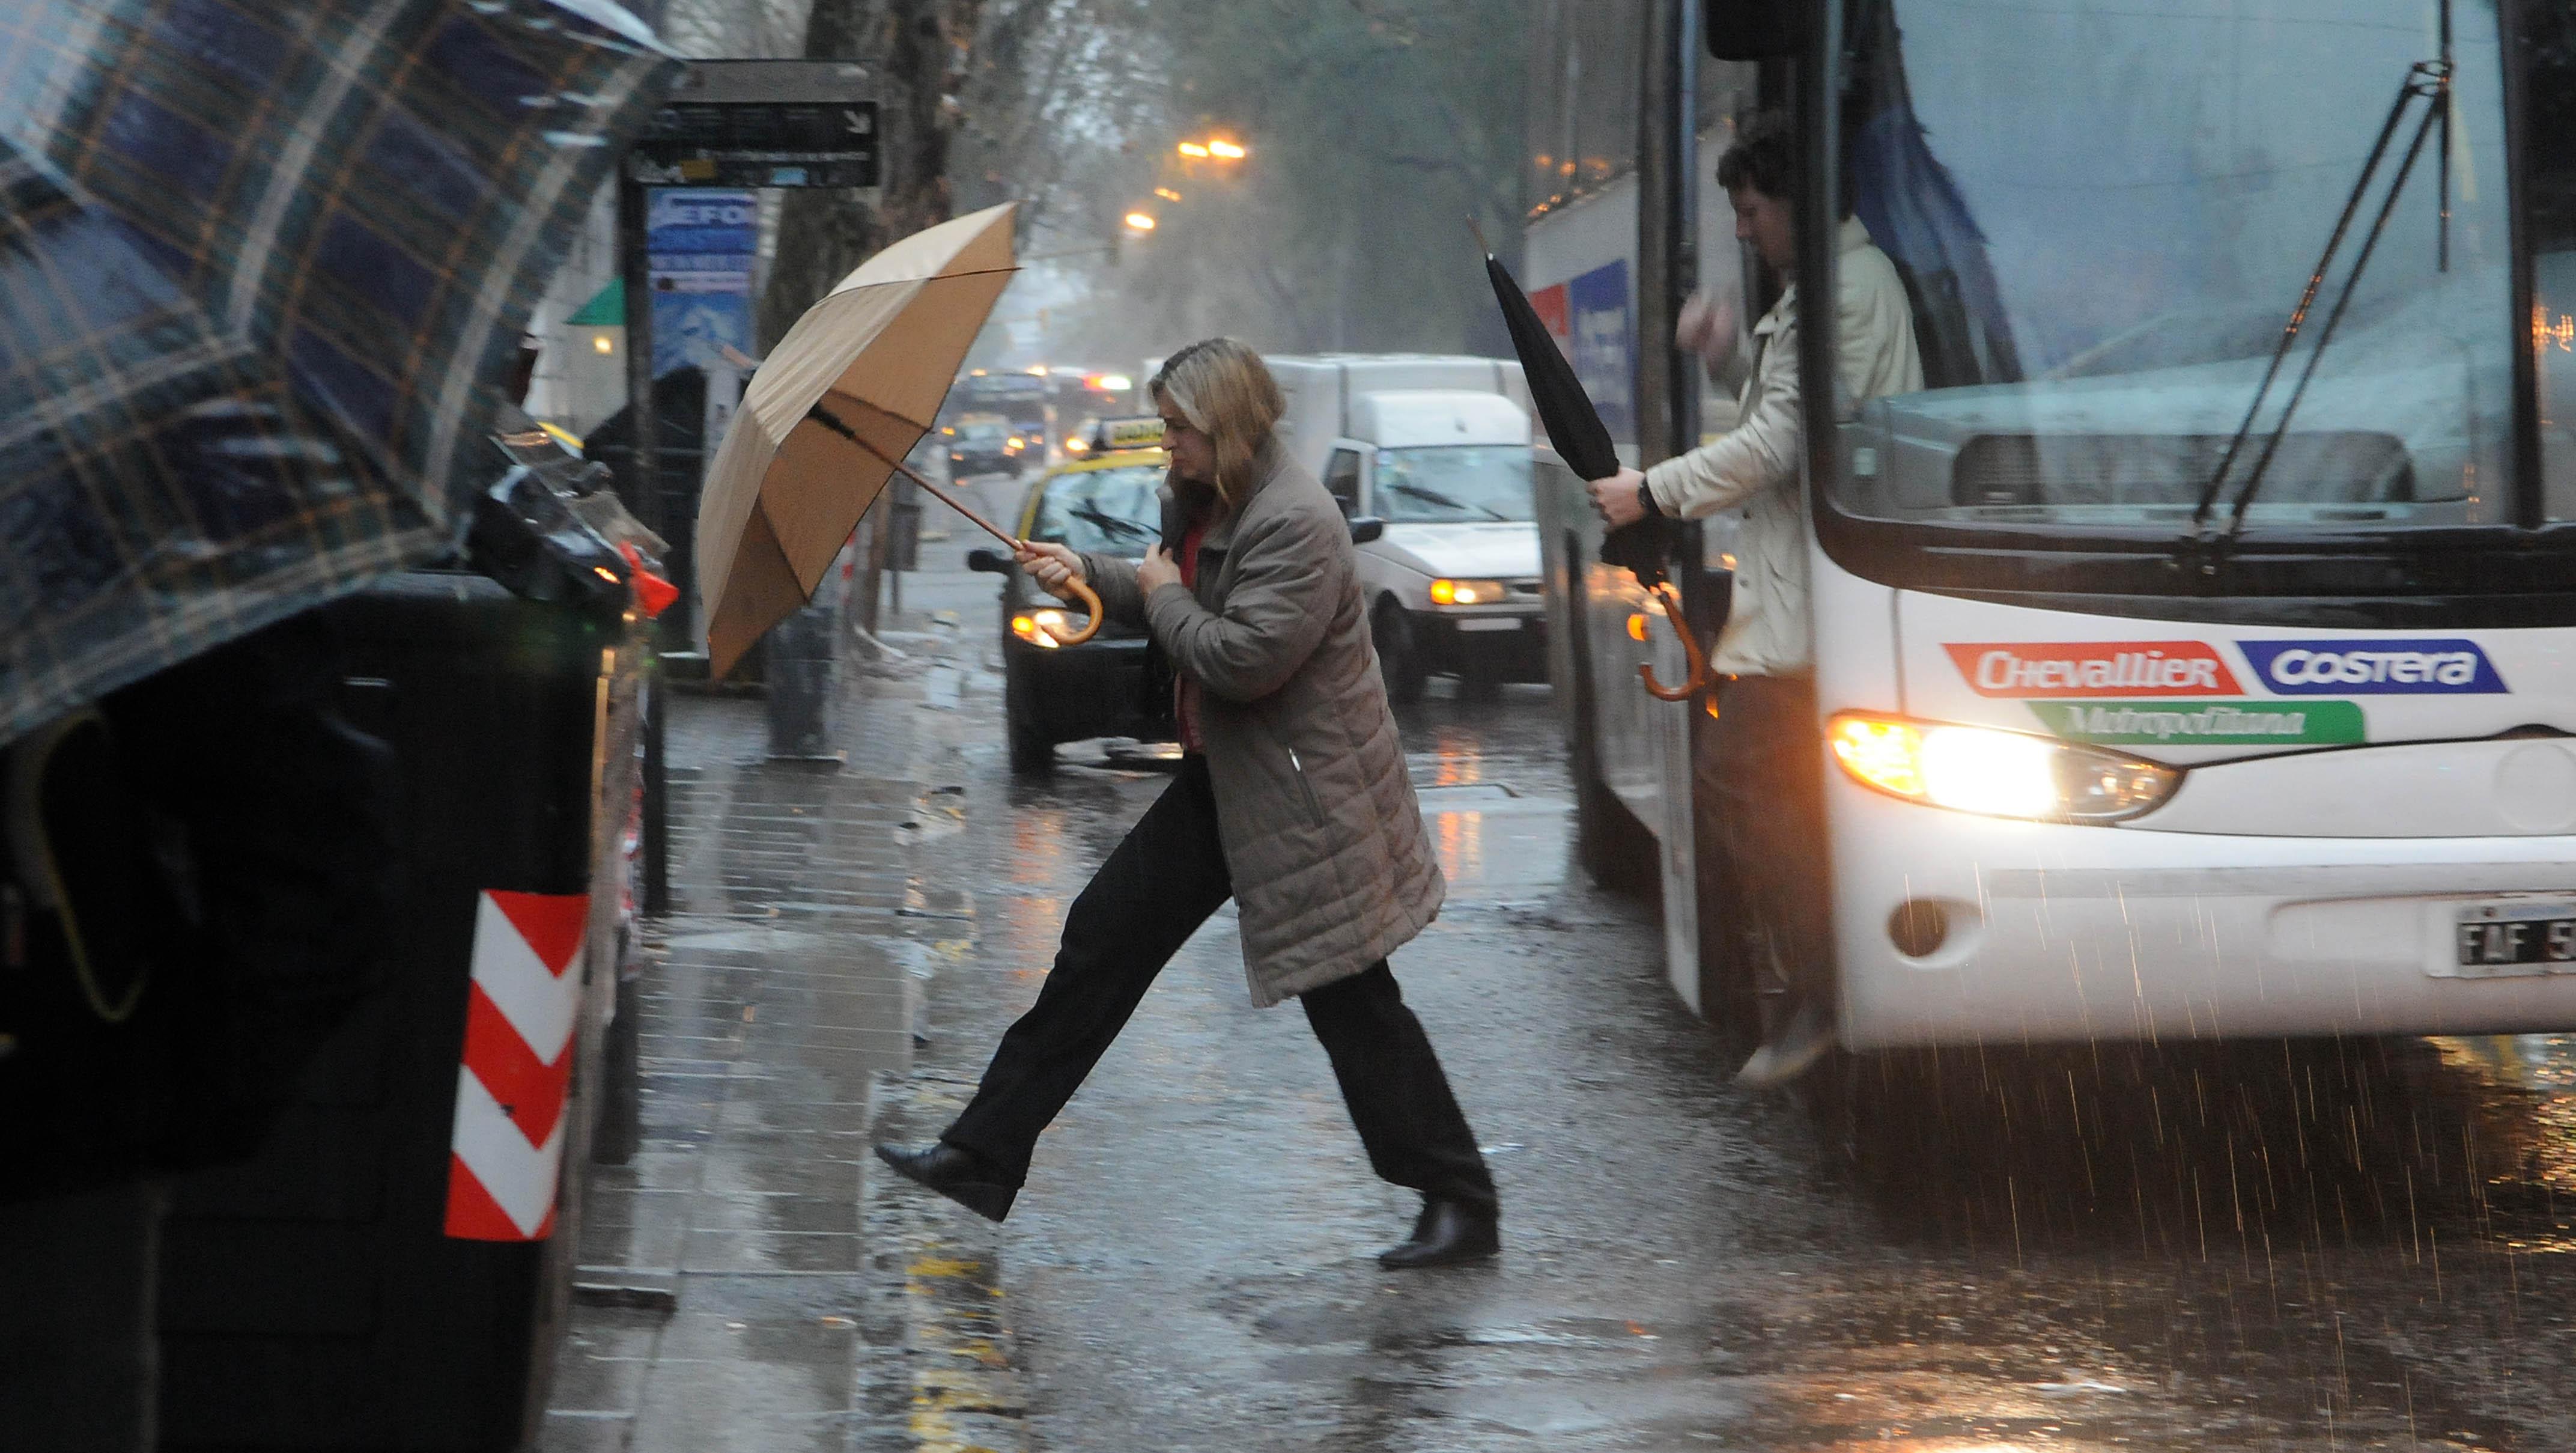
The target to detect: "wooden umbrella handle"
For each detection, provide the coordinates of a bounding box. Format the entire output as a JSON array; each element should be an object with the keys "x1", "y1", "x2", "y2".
[
  {"x1": 911, "y1": 470, "x2": 1104, "y2": 644},
  {"x1": 1043, "y1": 574, "x2": 1104, "y2": 646},
  {"x1": 807, "y1": 405, "x2": 1104, "y2": 645},
  {"x1": 1638, "y1": 582, "x2": 1712, "y2": 702}
]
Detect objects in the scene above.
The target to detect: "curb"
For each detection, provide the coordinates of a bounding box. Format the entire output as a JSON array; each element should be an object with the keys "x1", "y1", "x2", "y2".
[{"x1": 863, "y1": 1071, "x2": 1027, "y2": 1453}]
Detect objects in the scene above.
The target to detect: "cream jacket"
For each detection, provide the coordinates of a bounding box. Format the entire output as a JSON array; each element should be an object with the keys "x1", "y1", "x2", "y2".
[{"x1": 1642, "y1": 216, "x2": 1923, "y2": 677}]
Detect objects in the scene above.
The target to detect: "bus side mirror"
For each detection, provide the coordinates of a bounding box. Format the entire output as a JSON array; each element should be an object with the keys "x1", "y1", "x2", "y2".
[
  {"x1": 967, "y1": 547, "x2": 1013, "y2": 574},
  {"x1": 1706, "y1": 0, "x2": 1802, "y2": 59},
  {"x1": 1347, "y1": 517, "x2": 1385, "y2": 546}
]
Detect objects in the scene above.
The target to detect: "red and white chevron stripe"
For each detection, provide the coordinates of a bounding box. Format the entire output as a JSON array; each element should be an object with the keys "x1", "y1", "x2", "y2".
[{"x1": 445, "y1": 889, "x2": 589, "y2": 1241}]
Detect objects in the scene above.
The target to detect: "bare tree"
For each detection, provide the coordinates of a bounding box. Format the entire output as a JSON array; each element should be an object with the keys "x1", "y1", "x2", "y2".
[
  {"x1": 655, "y1": 0, "x2": 809, "y2": 58},
  {"x1": 756, "y1": 0, "x2": 991, "y2": 348}
]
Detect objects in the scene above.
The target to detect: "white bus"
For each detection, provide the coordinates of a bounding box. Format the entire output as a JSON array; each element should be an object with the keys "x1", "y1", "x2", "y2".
[{"x1": 1534, "y1": 0, "x2": 2576, "y2": 1049}]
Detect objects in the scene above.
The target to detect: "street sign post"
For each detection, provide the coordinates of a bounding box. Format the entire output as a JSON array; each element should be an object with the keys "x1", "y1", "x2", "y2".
[{"x1": 619, "y1": 59, "x2": 882, "y2": 914}]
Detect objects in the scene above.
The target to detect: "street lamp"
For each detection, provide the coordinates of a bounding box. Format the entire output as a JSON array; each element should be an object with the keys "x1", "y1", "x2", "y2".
[
  {"x1": 1176, "y1": 141, "x2": 1209, "y2": 159},
  {"x1": 1123, "y1": 211, "x2": 1156, "y2": 231},
  {"x1": 1206, "y1": 138, "x2": 1247, "y2": 160},
  {"x1": 1154, "y1": 187, "x2": 1182, "y2": 202}
]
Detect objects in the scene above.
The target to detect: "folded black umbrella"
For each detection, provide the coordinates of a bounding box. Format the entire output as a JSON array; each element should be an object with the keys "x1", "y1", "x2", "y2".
[
  {"x1": 1486, "y1": 253, "x2": 1617, "y2": 481},
  {"x1": 1479, "y1": 245, "x2": 1706, "y2": 699}
]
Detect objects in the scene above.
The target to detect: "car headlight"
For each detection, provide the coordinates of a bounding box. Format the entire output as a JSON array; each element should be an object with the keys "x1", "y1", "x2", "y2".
[
  {"x1": 1827, "y1": 712, "x2": 2178, "y2": 823},
  {"x1": 1010, "y1": 610, "x2": 1071, "y2": 649},
  {"x1": 1428, "y1": 578, "x2": 1507, "y2": 606}
]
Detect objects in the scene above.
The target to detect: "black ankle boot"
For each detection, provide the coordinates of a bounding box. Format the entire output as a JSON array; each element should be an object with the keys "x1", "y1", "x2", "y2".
[
  {"x1": 873, "y1": 1142, "x2": 1018, "y2": 1222},
  {"x1": 1378, "y1": 1197, "x2": 1499, "y2": 1269}
]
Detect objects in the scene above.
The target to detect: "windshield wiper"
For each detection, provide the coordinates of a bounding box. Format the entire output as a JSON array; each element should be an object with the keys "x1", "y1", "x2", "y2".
[
  {"x1": 1382, "y1": 481, "x2": 1505, "y2": 521},
  {"x1": 2187, "y1": 11, "x2": 2453, "y2": 552},
  {"x1": 1065, "y1": 504, "x2": 1154, "y2": 543}
]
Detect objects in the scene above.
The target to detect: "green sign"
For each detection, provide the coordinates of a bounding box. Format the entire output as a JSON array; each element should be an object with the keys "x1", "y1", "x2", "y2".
[{"x1": 2028, "y1": 699, "x2": 2365, "y2": 747}]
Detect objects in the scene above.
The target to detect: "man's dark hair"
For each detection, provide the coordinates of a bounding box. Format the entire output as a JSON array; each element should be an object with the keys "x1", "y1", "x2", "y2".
[
  {"x1": 1716, "y1": 111, "x2": 1856, "y2": 220},
  {"x1": 1715, "y1": 112, "x2": 1796, "y2": 203}
]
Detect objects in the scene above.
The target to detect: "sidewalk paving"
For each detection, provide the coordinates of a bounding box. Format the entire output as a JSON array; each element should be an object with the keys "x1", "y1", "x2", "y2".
[{"x1": 541, "y1": 617, "x2": 988, "y2": 1453}]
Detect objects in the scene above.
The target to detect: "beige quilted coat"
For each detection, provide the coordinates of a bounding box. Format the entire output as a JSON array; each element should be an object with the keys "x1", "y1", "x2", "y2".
[{"x1": 1080, "y1": 433, "x2": 1444, "y2": 1006}]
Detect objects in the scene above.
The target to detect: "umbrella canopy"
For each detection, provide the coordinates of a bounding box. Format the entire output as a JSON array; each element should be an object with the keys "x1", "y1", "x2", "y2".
[
  {"x1": 1484, "y1": 253, "x2": 1619, "y2": 481},
  {"x1": 1480, "y1": 245, "x2": 1707, "y2": 699},
  {"x1": 0, "y1": 0, "x2": 679, "y2": 746},
  {"x1": 1480, "y1": 248, "x2": 1662, "y2": 579},
  {"x1": 697, "y1": 202, "x2": 1021, "y2": 677}
]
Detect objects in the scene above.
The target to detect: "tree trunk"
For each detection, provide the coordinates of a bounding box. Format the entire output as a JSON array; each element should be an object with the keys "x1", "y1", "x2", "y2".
[
  {"x1": 757, "y1": 0, "x2": 984, "y2": 627},
  {"x1": 757, "y1": 0, "x2": 986, "y2": 350}
]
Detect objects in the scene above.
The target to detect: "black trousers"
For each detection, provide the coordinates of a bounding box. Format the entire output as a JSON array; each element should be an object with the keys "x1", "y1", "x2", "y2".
[
  {"x1": 1706, "y1": 674, "x2": 1832, "y2": 1033},
  {"x1": 944, "y1": 758, "x2": 1496, "y2": 1213}
]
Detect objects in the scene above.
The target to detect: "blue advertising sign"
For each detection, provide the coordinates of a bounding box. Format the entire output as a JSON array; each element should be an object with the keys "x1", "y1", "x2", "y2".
[
  {"x1": 647, "y1": 188, "x2": 756, "y2": 379},
  {"x1": 647, "y1": 189, "x2": 758, "y2": 257},
  {"x1": 1566, "y1": 260, "x2": 1635, "y2": 444},
  {"x1": 2236, "y1": 639, "x2": 2510, "y2": 695}
]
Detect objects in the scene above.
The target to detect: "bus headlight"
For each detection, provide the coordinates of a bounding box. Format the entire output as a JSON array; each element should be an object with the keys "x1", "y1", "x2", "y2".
[
  {"x1": 1827, "y1": 713, "x2": 2178, "y2": 823},
  {"x1": 1429, "y1": 578, "x2": 1507, "y2": 606}
]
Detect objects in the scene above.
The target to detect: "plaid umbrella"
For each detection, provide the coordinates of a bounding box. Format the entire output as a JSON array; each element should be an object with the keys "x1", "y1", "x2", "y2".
[{"x1": 0, "y1": 0, "x2": 680, "y2": 746}]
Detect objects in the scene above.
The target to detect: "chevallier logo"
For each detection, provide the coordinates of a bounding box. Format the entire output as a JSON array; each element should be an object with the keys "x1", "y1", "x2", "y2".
[{"x1": 1944, "y1": 641, "x2": 2243, "y2": 698}]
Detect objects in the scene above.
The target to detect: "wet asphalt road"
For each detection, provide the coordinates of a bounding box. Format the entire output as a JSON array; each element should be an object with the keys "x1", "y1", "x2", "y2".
[{"x1": 892, "y1": 487, "x2": 2576, "y2": 1453}]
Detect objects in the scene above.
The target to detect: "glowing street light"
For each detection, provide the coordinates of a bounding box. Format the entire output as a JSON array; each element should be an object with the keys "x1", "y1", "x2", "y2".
[
  {"x1": 1123, "y1": 211, "x2": 1156, "y2": 231},
  {"x1": 1206, "y1": 138, "x2": 1247, "y2": 160},
  {"x1": 1177, "y1": 141, "x2": 1210, "y2": 158},
  {"x1": 1154, "y1": 187, "x2": 1182, "y2": 202}
]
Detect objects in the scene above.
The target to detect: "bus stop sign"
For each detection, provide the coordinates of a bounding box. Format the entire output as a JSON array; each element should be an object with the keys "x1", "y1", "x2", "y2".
[{"x1": 628, "y1": 60, "x2": 878, "y2": 189}]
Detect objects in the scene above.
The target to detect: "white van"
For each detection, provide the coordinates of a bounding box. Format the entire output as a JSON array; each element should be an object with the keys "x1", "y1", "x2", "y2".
[{"x1": 1268, "y1": 355, "x2": 1539, "y2": 699}]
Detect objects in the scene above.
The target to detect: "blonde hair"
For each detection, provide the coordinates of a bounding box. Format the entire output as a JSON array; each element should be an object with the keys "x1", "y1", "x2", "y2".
[{"x1": 1150, "y1": 338, "x2": 1284, "y2": 507}]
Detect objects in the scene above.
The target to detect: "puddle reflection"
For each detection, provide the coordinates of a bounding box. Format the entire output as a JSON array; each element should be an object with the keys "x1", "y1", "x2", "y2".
[{"x1": 1432, "y1": 809, "x2": 1484, "y2": 885}]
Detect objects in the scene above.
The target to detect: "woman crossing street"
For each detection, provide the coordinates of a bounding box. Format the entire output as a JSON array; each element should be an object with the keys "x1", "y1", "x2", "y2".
[{"x1": 874, "y1": 338, "x2": 1499, "y2": 1268}]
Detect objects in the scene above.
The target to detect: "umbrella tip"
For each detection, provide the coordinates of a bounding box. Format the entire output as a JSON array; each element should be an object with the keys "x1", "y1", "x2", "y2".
[{"x1": 1467, "y1": 215, "x2": 1492, "y2": 257}]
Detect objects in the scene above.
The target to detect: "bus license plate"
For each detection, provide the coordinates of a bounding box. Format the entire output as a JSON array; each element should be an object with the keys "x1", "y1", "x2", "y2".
[
  {"x1": 1456, "y1": 618, "x2": 1522, "y2": 633},
  {"x1": 2452, "y1": 901, "x2": 2576, "y2": 976}
]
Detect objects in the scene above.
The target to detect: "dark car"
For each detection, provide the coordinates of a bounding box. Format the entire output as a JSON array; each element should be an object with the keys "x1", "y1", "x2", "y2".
[
  {"x1": 947, "y1": 415, "x2": 1028, "y2": 478},
  {"x1": 968, "y1": 453, "x2": 1176, "y2": 772}
]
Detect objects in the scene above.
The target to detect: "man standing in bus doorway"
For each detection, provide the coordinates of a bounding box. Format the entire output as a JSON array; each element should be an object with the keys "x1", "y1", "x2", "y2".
[{"x1": 1588, "y1": 113, "x2": 1924, "y2": 1088}]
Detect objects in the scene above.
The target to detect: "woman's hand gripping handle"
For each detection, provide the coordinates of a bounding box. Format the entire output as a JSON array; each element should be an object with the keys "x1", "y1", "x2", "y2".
[{"x1": 1014, "y1": 540, "x2": 1104, "y2": 645}]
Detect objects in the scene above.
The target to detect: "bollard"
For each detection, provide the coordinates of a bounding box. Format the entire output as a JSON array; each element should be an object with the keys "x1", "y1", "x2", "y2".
[{"x1": 765, "y1": 543, "x2": 853, "y2": 763}]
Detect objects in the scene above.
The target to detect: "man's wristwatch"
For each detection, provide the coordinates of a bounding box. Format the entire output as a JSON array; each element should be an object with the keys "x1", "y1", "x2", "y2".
[{"x1": 1635, "y1": 481, "x2": 1663, "y2": 519}]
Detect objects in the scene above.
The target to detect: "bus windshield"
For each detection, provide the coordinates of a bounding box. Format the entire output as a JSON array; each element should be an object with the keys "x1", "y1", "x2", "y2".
[
  {"x1": 1375, "y1": 446, "x2": 1536, "y2": 523},
  {"x1": 1832, "y1": 0, "x2": 2529, "y2": 542}
]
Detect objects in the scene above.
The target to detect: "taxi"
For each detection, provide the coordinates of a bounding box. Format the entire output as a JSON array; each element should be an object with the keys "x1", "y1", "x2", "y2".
[{"x1": 968, "y1": 417, "x2": 1176, "y2": 772}]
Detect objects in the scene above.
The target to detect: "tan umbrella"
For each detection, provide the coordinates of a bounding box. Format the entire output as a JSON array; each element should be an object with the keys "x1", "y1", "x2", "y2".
[{"x1": 696, "y1": 200, "x2": 1100, "y2": 676}]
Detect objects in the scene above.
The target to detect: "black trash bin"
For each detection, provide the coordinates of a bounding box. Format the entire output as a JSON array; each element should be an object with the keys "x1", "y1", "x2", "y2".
[{"x1": 156, "y1": 439, "x2": 653, "y2": 1451}]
